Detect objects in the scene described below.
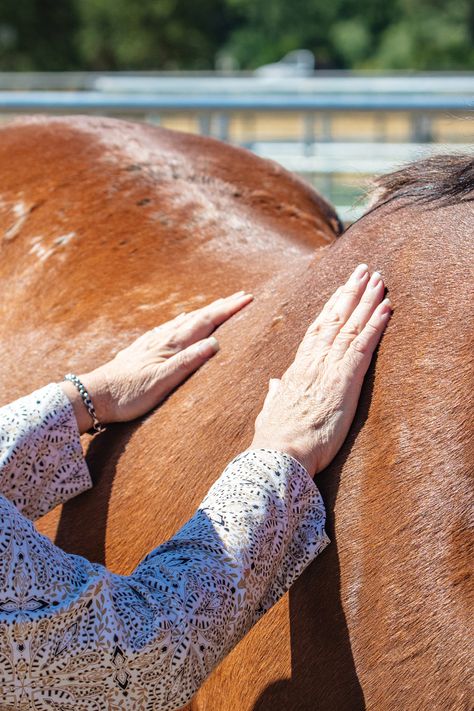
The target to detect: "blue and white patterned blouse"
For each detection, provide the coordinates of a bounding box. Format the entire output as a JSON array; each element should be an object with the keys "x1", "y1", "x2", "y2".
[{"x1": 0, "y1": 383, "x2": 329, "y2": 709}]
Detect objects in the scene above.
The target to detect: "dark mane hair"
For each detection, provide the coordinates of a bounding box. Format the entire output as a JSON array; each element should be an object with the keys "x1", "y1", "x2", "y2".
[{"x1": 370, "y1": 153, "x2": 474, "y2": 211}]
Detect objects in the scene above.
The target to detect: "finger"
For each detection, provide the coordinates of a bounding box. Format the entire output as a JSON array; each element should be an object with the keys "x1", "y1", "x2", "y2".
[
  {"x1": 173, "y1": 292, "x2": 254, "y2": 346},
  {"x1": 269, "y1": 377, "x2": 280, "y2": 394},
  {"x1": 296, "y1": 264, "x2": 369, "y2": 359},
  {"x1": 196, "y1": 291, "x2": 254, "y2": 326},
  {"x1": 157, "y1": 336, "x2": 220, "y2": 394},
  {"x1": 343, "y1": 297, "x2": 392, "y2": 377},
  {"x1": 255, "y1": 378, "x2": 281, "y2": 429},
  {"x1": 151, "y1": 311, "x2": 186, "y2": 336},
  {"x1": 328, "y1": 271, "x2": 386, "y2": 363},
  {"x1": 312, "y1": 285, "x2": 343, "y2": 325}
]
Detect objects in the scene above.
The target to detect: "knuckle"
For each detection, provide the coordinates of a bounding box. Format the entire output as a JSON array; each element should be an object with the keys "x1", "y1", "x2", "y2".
[
  {"x1": 341, "y1": 284, "x2": 359, "y2": 299},
  {"x1": 198, "y1": 312, "x2": 214, "y2": 328},
  {"x1": 343, "y1": 349, "x2": 363, "y2": 371},
  {"x1": 351, "y1": 337, "x2": 369, "y2": 357},
  {"x1": 174, "y1": 351, "x2": 192, "y2": 371},
  {"x1": 365, "y1": 321, "x2": 380, "y2": 338},
  {"x1": 330, "y1": 310, "x2": 345, "y2": 325},
  {"x1": 165, "y1": 337, "x2": 180, "y2": 352},
  {"x1": 308, "y1": 312, "x2": 342, "y2": 335},
  {"x1": 305, "y1": 321, "x2": 321, "y2": 337},
  {"x1": 339, "y1": 322, "x2": 360, "y2": 340},
  {"x1": 361, "y1": 291, "x2": 376, "y2": 306},
  {"x1": 306, "y1": 316, "x2": 321, "y2": 331}
]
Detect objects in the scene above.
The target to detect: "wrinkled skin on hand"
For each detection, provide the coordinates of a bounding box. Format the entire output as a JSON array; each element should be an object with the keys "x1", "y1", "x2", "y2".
[{"x1": 251, "y1": 265, "x2": 391, "y2": 476}]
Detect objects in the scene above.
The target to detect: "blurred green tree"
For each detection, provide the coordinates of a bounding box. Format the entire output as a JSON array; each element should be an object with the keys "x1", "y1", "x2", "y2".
[
  {"x1": 224, "y1": 0, "x2": 474, "y2": 70},
  {"x1": 0, "y1": 0, "x2": 80, "y2": 70},
  {"x1": 0, "y1": 0, "x2": 472, "y2": 71},
  {"x1": 223, "y1": 0, "x2": 346, "y2": 69},
  {"x1": 76, "y1": 0, "x2": 235, "y2": 70},
  {"x1": 369, "y1": 0, "x2": 474, "y2": 70}
]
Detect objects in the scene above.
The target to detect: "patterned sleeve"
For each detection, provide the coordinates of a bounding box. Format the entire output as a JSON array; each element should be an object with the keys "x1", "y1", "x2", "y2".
[
  {"x1": 0, "y1": 383, "x2": 92, "y2": 520},
  {"x1": 0, "y1": 448, "x2": 329, "y2": 710}
]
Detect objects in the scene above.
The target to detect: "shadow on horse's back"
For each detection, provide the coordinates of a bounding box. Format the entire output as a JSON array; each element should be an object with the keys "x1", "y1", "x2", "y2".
[{"x1": 0, "y1": 118, "x2": 471, "y2": 710}]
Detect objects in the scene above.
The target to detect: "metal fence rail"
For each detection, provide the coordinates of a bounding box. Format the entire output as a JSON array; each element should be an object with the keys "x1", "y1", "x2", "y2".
[
  {"x1": 0, "y1": 90, "x2": 471, "y2": 112},
  {"x1": 0, "y1": 73, "x2": 472, "y2": 220}
]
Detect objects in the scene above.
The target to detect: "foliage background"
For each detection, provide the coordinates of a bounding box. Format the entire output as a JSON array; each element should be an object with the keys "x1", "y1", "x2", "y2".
[{"x1": 0, "y1": 0, "x2": 473, "y2": 71}]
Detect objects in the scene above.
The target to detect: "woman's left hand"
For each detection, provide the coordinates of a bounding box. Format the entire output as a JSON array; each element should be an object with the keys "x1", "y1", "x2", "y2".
[{"x1": 61, "y1": 291, "x2": 253, "y2": 433}]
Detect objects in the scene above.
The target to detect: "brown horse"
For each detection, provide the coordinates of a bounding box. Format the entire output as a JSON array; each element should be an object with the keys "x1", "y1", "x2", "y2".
[{"x1": 0, "y1": 116, "x2": 472, "y2": 710}]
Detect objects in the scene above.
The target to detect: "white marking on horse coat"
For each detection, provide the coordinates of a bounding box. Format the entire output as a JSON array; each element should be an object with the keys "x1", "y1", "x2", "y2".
[
  {"x1": 27, "y1": 232, "x2": 77, "y2": 262},
  {"x1": 4, "y1": 201, "x2": 30, "y2": 241},
  {"x1": 28, "y1": 236, "x2": 53, "y2": 262}
]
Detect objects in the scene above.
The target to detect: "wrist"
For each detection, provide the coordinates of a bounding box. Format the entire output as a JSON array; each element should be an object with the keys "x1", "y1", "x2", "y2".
[
  {"x1": 60, "y1": 370, "x2": 111, "y2": 435},
  {"x1": 249, "y1": 436, "x2": 316, "y2": 477}
]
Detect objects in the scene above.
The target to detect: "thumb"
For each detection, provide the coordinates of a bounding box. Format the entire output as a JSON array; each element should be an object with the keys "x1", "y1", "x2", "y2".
[
  {"x1": 262, "y1": 377, "x2": 281, "y2": 408},
  {"x1": 269, "y1": 377, "x2": 281, "y2": 394},
  {"x1": 159, "y1": 336, "x2": 220, "y2": 393}
]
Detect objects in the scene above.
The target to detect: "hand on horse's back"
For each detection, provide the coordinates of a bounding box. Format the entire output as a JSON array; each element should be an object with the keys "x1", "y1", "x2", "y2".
[
  {"x1": 60, "y1": 290, "x2": 254, "y2": 433},
  {"x1": 250, "y1": 264, "x2": 392, "y2": 476}
]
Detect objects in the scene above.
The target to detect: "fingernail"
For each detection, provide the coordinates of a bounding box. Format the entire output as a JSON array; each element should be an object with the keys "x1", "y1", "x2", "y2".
[
  {"x1": 199, "y1": 336, "x2": 219, "y2": 355},
  {"x1": 351, "y1": 263, "x2": 369, "y2": 281},
  {"x1": 379, "y1": 298, "x2": 392, "y2": 314},
  {"x1": 368, "y1": 271, "x2": 382, "y2": 289},
  {"x1": 230, "y1": 290, "x2": 245, "y2": 297}
]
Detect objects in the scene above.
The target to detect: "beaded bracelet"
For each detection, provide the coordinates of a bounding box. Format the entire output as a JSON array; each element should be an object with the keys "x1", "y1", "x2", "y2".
[{"x1": 63, "y1": 373, "x2": 106, "y2": 434}]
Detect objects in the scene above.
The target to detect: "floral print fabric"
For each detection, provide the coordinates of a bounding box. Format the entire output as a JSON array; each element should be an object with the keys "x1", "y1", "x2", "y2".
[
  {"x1": 0, "y1": 384, "x2": 92, "y2": 520},
  {"x1": 0, "y1": 383, "x2": 329, "y2": 710}
]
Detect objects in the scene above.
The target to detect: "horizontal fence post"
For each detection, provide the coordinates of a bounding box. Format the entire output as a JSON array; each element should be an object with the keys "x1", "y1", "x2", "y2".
[{"x1": 0, "y1": 75, "x2": 471, "y2": 223}]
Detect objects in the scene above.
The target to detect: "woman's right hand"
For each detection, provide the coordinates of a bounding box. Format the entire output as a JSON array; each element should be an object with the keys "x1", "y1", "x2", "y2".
[{"x1": 249, "y1": 264, "x2": 392, "y2": 477}]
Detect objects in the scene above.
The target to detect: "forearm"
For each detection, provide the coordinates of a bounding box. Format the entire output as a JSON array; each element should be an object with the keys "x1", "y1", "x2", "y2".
[
  {"x1": 124, "y1": 448, "x2": 329, "y2": 706},
  {"x1": 0, "y1": 448, "x2": 328, "y2": 708}
]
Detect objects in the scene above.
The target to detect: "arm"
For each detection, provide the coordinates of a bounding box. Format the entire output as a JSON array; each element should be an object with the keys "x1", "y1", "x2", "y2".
[
  {"x1": 0, "y1": 265, "x2": 390, "y2": 706},
  {"x1": 0, "y1": 382, "x2": 92, "y2": 520},
  {"x1": 0, "y1": 292, "x2": 254, "y2": 519},
  {"x1": 0, "y1": 448, "x2": 328, "y2": 709}
]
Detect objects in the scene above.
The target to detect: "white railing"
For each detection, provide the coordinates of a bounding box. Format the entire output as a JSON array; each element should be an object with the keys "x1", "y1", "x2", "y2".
[{"x1": 1, "y1": 72, "x2": 472, "y2": 220}]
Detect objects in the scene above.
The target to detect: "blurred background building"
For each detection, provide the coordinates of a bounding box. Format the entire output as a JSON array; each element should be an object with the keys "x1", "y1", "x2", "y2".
[{"x1": 0, "y1": 0, "x2": 472, "y2": 220}]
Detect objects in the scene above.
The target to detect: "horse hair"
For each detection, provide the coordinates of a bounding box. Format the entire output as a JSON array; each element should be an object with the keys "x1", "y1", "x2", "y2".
[{"x1": 370, "y1": 153, "x2": 474, "y2": 211}]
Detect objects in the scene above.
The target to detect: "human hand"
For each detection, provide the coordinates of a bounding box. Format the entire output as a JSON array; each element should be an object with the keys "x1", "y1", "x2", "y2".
[
  {"x1": 61, "y1": 291, "x2": 253, "y2": 434},
  {"x1": 249, "y1": 264, "x2": 392, "y2": 476}
]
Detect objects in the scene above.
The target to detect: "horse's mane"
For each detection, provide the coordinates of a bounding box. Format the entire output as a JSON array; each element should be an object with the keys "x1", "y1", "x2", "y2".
[{"x1": 369, "y1": 153, "x2": 474, "y2": 212}]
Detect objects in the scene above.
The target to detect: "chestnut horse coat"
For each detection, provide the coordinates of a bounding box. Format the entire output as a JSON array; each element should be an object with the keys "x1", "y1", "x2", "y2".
[{"x1": 0, "y1": 117, "x2": 472, "y2": 710}]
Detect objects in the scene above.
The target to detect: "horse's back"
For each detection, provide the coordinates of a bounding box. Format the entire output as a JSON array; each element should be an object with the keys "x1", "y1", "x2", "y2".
[{"x1": 0, "y1": 114, "x2": 338, "y2": 405}]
